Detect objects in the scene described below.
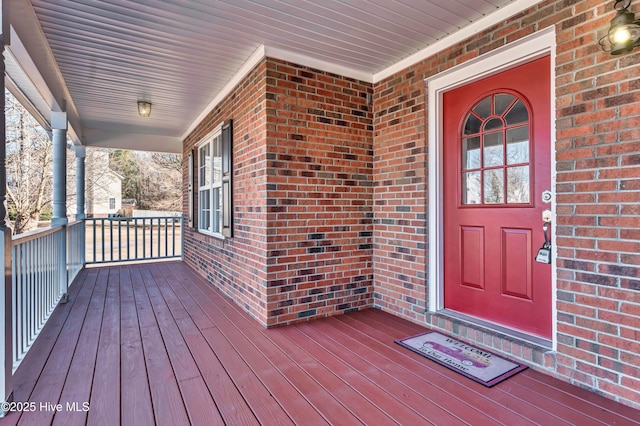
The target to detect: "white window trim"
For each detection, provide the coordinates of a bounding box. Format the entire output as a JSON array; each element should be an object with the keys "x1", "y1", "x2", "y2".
[{"x1": 197, "y1": 122, "x2": 225, "y2": 239}]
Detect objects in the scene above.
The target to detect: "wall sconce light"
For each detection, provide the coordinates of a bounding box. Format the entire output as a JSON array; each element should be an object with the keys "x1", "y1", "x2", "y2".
[
  {"x1": 599, "y1": 0, "x2": 640, "y2": 55},
  {"x1": 137, "y1": 101, "x2": 152, "y2": 117}
]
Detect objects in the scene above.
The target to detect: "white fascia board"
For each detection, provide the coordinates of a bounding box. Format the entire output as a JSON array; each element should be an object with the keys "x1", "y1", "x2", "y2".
[
  {"x1": 5, "y1": 74, "x2": 50, "y2": 130},
  {"x1": 373, "y1": 0, "x2": 544, "y2": 83},
  {"x1": 6, "y1": 30, "x2": 57, "y2": 118}
]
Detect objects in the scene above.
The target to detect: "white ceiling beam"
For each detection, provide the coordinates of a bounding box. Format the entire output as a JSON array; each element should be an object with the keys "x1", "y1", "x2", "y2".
[{"x1": 83, "y1": 128, "x2": 180, "y2": 154}]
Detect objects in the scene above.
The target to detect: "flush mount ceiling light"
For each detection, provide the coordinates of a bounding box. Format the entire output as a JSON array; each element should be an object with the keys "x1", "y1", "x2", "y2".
[
  {"x1": 599, "y1": 0, "x2": 640, "y2": 55},
  {"x1": 137, "y1": 101, "x2": 152, "y2": 117}
]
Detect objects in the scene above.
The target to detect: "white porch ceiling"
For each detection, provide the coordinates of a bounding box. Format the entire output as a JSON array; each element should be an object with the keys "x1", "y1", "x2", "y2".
[{"x1": 8, "y1": 0, "x2": 529, "y2": 153}]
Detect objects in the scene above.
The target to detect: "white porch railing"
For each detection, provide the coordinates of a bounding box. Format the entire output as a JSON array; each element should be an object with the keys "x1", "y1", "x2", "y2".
[
  {"x1": 11, "y1": 225, "x2": 66, "y2": 370},
  {"x1": 85, "y1": 216, "x2": 183, "y2": 264},
  {"x1": 67, "y1": 220, "x2": 85, "y2": 283},
  {"x1": 8, "y1": 216, "x2": 182, "y2": 372}
]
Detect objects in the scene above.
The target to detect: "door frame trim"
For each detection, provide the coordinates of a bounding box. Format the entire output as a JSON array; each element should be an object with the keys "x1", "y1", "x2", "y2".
[{"x1": 425, "y1": 27, "x2": 557, "y2": 350}]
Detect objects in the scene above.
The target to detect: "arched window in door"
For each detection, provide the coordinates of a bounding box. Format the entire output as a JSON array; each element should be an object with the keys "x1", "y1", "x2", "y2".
[{"x1": 461, "y1": 92, "x2": 532, "y2": 205}]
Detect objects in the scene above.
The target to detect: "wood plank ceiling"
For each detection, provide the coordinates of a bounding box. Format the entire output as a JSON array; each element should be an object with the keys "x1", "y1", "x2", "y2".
[{"x1": 10, "y1": 0, "x2": 518, "y2": 152}]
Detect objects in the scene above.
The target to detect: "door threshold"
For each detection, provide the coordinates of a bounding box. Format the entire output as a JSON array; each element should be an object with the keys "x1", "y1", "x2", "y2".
[{"x1": 435, "y1": 309, "x2": 553, "y2": 350}]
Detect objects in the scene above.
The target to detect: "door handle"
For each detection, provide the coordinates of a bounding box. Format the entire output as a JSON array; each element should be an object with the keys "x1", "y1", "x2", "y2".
[{"x1": 542, "y1": 209, "x2": 552, "y2": 223}]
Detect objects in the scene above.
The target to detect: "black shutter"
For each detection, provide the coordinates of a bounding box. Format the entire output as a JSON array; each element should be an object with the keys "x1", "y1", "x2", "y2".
[
  {"x1": 221, "y1": 119, "x2": 233, "y2": 238},
  {"x1": 188, "y1": 150, "x2": 195, "y2": 228}
]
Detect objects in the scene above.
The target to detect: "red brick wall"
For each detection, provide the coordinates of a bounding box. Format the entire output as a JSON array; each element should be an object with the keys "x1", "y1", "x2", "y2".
[
  {"x1": 555, "y1": 0, "x2": 640, "y2": 406},
  {"x1": 264, "y1": 59, "x2": 374, "y2": 326},
  {"x1": 183, "y1": 58, "x2": 374, "y2": 327},
  {"x1": 183, "y1": 61, "x2": 271, "y2": 325},
  {"x1": 372, "y1": 0, "x2": 640, "y2": 408},
  {"x1": 372, "y1": 68, "x2": 428, "y2": 322}
]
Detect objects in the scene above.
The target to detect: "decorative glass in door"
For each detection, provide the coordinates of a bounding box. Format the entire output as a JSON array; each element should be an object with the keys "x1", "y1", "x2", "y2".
[{"x1": 461, "y1": 93, "x2": 531, "y2": 206}]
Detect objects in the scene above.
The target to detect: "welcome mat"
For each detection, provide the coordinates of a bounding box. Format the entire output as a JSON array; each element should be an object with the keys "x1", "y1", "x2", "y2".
[{"x1": 395, "y1": 331, "x2": 527, "y2": 387}]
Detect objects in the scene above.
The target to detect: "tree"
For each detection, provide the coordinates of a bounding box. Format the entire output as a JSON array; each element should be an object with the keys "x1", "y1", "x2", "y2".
[
  {"x1": 5, "y1": 90, "x2": 53, "y2": 234},
  {"x1": 109, "y1": 150, "x2": 182, "y2": 211},
  {"x1": 109, "y1": 149, "x2": 142, "y2": 203},
  {"x1": 146, "y1": 152, "x2": 182, "y2": 211}
]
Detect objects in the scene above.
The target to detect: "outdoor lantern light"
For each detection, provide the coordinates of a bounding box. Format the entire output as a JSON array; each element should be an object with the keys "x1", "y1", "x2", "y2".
[
  {"x1": 599, "y1": 0, "x2": 640, "y2": 55},
  {"x1": 137, "y1": 101, "x2": 152, "y2": 117}
]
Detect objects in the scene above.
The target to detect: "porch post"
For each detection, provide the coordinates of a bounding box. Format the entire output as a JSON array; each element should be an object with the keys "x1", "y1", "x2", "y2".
[
  {"x1": 0, "y1": 0, "x2": 13, "y2": 411},
  {"x1": 51, "y1": 112, "x2": 68, "y2": 298},
  {"x1": 51, "y1": 111, "x2": 68, "y2": 227},
  {"x1": 74, "y1": 146, "x2": 86, "y2": 267},
  {"x1": 74, "y1": 146, "x2": 86, "y2": 220}
]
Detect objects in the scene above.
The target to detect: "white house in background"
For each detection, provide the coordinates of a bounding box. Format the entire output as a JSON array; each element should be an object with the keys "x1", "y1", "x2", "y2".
[{"x1": 85, "y1": 150, "x2": 123, "y2": 218}]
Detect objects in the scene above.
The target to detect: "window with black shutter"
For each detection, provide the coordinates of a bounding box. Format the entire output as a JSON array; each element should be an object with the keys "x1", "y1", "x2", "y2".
[{"x1": 195, "y1": 119, "x2": 233, "y2": 238}]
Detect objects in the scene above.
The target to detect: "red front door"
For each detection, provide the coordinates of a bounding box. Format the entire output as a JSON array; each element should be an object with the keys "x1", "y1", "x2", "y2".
[{"x1": 443, "y1": 56, "x2": 552, "y2": 339}]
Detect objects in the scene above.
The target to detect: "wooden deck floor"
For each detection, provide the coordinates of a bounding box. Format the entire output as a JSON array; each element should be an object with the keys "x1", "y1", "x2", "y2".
[{"x1": 1, "y1": 261, "x2": 638, "y2": 425}]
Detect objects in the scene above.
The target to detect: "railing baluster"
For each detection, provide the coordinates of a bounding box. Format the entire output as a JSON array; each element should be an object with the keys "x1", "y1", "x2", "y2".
[
  {"x1": 143, "y1": 219, "x2": 147, "y2": 259},
  {"x1": 23, "y1": 242, "x2": 28, "y2": 353},
  {"x1": 126, "y1": 219, "x2": 130, "y2": 261},
  {"x1": 22, "y1": 241, "x2": 26, "y2": 358},
  {"x1": 41, "y1": 235, "x2": 45, "y2": 320},
  {"x1": 45, "y1": 234, "x2": 50, "y2": 316},
  {"x1": 117, "y1": 219, "x2": 121, "y2": 261},
  {"x1": 12, "y1": 246, "x2": 18, "y2": 364},
  {"x1": 108, "y1": 219, "x2": 113, "y2": 262},
  {"x1": 149, "y1": 218, "x2": 153, "y2": 258},
  {"x1": 40, "y1": 236, "x2": 45, "y2": 327},
  {"x1": 37, "y1": 237, "x2": 42, "y2": 331},
  {"x1": 160, "y1": 219, "x2": 163, "y2": 257},
  {"x1": 92, "y1": 219, "x2": 96, "y2": 263},
  {"x1": 27, "y1": 240, "x2": 33, "y2": 347},
  {"x1": 164, "y1": 217, "x2": 169, "y2": 257},
  {"x1": 101, "y1": 219, "x2": 106, "y2": 262},
  {"x1": 43, "y1": 235, "x2": 48, "y2": 321},
  {"x1": 172, "y1": 218, "x2": 176, "y2": 256},
  {"x1": 134, "y1": 218, "x2": 139, "y2": 260},
  {"x1": 38, "y1": 237, "x2": 43, "y2": 333}
]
